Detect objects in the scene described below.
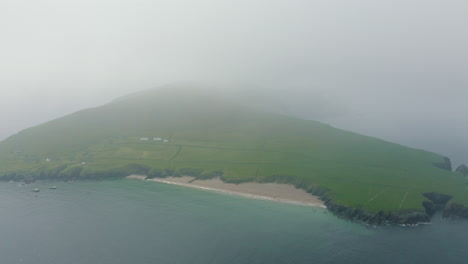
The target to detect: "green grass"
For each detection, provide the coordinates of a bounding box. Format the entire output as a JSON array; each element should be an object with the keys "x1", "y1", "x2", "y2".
[{"x1": 0, "y1": 87, "x2": 465, "y2": 214}]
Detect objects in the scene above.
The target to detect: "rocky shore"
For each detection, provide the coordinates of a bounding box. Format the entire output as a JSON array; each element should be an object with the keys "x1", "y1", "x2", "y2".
[{"x1": 317, "y1": 191, "x2": 468, "y2": 226}]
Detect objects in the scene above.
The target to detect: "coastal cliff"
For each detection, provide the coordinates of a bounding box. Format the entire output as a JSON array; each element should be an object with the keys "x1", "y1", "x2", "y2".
[
  {"x1": 323, "y1": 198, "x2": 430, "y2": 225},
  {"x1": 455, "y1": 164, "x2": 468, "y2": 176},
  {"x1": 433, "y1": 157, "x2": 452, "y2": 171}
]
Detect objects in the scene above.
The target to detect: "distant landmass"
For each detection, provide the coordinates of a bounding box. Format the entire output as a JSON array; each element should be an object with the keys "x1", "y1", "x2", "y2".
[{"x1": 1, "y1": 86, "x2": 467, "y2": 225}]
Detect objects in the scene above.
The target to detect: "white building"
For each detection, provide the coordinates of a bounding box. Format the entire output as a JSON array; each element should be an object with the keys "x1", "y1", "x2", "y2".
[
  {"x1": 140, "y1": 137, "x2": 149, "y2": 141},
  {"x1": 46, "y1": 158, "x2": 51, "y2": 162},
  {"x1": 153, "y1": 137, "x2": 162, "y2": 141},
  {"x1": 163, "y1": 139, "x2": 169, "y2": 143}
]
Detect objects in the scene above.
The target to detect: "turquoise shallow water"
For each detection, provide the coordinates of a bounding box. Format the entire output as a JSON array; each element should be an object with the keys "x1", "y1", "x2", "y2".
[{"x1": 0, "y1": 179, "x2": 467, "y2": 264}]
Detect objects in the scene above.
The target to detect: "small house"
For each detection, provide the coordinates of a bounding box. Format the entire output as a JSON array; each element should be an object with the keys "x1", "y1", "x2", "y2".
[
  {"x1": 153, "y1": 137, "x2": 162, "y2": 141},
  {"x1": 140, "y1": 137, "x2": 149, "y2": 141},
  {"x1": 46, "y1": 158, "x2": 51, "y2": 162},
  {"x1": 163, "y1": 139, "x2": 169, "y2": 143},
  {"x1": 81, "y1": 162, "x2": 87, "y2": 165}
]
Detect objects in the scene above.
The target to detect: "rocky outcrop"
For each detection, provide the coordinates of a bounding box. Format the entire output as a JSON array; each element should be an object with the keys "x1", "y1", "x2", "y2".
[
  {"x1": 443, "y1": 203, "x2": 468, "y2": 218},
  {"x1": 455, "y1": 164, "x2": 468, "y2": 176},
  {"x1": 423, "y1": 192, "x2": 452, "y2": 204},
  {"x1": 317, "y1": 191, "x2": 464, "y2": 226},
  {"x1": 422, "y1": 192, "x2": 453, "y2": 217},
  {"x1": 415, "y1": 192, "x2": 468, "y2": 221},
  {"x1": 432, "y1": 156, "x2": 452, "y2": 171},
  {"x1": 320, "y1": 196, "x2": 430, "y2": 226}
]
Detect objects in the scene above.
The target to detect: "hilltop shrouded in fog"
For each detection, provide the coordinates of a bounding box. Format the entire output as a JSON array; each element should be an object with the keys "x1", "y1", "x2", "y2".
[
  {"x1": 1, "y1": 0, "x2": 467, "y2": 165},
  {"x1": 1, "y1": 86, "x2": 467, "y2": 225}
]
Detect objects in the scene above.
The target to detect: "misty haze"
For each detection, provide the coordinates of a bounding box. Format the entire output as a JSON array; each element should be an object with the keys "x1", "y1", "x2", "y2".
[{"x1": 1, "y1": 0, "x2": 468, "y2": 263}]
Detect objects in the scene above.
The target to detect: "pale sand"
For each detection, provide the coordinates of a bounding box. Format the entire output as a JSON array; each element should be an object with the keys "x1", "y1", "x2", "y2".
[{"x1": 126, "y1": 175, "x2": 325, "y2": 208}]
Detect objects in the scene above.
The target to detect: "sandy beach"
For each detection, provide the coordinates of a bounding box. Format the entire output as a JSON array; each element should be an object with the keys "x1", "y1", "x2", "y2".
[{"x1": 127, "y1": 175, "x2": 325, "y2": 208}]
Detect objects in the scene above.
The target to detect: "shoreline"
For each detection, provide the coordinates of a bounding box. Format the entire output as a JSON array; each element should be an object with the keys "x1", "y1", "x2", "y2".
[{"x1": 126, "y1": 175, "x2": 326, "y2": 208}]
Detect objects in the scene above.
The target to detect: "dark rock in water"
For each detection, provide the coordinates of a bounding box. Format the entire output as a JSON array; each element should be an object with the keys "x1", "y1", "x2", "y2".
[
  {"x1": 443, "y1": 203, "x2": 468, "y2": 218},
  {"x1": 455, "y1": 164, "x2": 468, "y2": 176},
  {"x1": 420, "y1": 192, "x2": 468, "y2": 220},
  {"x1": 432, "y1": 156, "x2": 452, "y2": 171}
]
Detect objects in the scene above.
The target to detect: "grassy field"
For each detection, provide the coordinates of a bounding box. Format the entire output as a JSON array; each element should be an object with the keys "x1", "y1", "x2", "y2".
[{"x1": 0, "y1": 87, "x2": 466, "y2": 214}]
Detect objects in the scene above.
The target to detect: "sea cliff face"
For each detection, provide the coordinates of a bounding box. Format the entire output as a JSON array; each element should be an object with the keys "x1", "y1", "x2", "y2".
[
  {"x1": 443, "y1": 203, "x2": 468, "y2": 219},
  {"x1": 316, "y1": 191, "x2": 468, "y2": 226},
  {"x1": 421, "y1": 192, "x2": 468, "y2": 220},
  {"x1": 433, "y1": 157, "x2": 452, "y2": 171},
  {"x1": 319, "y1": 196, "x2": 430, "y2": 226},
  {"x1": 455, "y1": 164, "x2": 468, "y2": 176}
]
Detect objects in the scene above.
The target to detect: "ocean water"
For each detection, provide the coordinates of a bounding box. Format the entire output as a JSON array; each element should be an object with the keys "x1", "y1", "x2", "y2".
[{"x1": 0, "y1": 179, "x2": 467, "y2": 264}]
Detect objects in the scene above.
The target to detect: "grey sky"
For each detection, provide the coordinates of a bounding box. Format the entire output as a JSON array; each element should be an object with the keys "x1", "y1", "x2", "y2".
[{"x1": 1, "y1": 0, "x2": 467, "y2": 165}]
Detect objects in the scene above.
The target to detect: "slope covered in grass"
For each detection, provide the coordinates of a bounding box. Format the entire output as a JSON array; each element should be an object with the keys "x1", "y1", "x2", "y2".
[{"x1": 0, "y1": 87, "x2": 466, "y2": 222}]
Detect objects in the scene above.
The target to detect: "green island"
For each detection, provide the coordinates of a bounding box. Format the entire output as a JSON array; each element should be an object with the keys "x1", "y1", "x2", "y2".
[{"x1": 1, "y1": 87, "x2": 467, "y2": 225}]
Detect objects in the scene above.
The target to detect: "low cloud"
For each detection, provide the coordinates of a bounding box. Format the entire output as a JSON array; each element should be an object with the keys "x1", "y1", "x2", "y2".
[{"x1": 0, "y1": 0, "x2": 467, "y2": 165}]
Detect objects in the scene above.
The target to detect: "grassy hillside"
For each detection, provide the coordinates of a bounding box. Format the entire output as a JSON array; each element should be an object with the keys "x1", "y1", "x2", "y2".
[{"x1": 0, "y1": 87, "x2": 466, "y2": 216}]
